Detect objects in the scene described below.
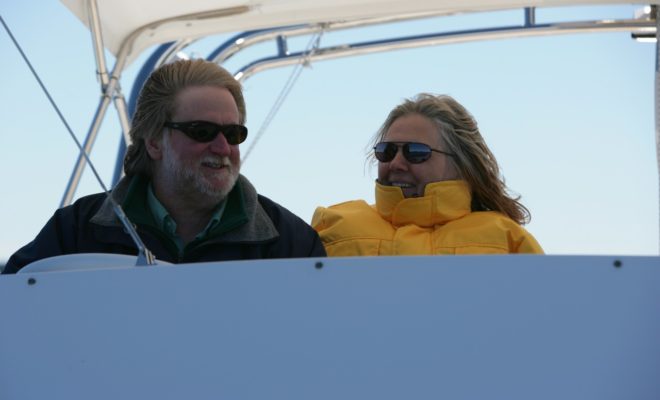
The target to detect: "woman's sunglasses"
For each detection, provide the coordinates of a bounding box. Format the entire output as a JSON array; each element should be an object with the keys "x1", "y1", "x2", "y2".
[
  {"x1": 374, "y1": 141, "x2": 454, "y2": 164},
  {"x1": 164, "y1": 121, "x2": 248, "y2": 145}
]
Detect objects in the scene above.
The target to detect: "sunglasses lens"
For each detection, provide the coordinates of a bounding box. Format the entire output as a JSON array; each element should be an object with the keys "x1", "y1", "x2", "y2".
[
  {"x1": 404, "y1": 143, "x2": 432, "y2": 163},
  {"x1": 374, "y1": 142, "x2": 433, "y2": 163},
  {"x1": 173, "y1": 122, "x2": 247, "y2": 144},
  {"x1": 374, "y1": 142, "x2": 397, "y2": 162},
  {"x1": 223, "y1": 125, "x2": 248, "y2": 145},
  {"x1": 183, "y1": 123, "x2": 216, "y2": 142}
]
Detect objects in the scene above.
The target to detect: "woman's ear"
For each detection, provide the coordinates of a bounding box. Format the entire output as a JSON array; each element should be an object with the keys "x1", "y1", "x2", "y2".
[{"x1": 145, "y1": 133, "x2": 164, "y2": 160}]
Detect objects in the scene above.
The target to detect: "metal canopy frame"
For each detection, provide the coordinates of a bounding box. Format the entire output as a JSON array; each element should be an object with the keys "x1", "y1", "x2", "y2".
[
  {"x1": 63, "y1": 3, "x2": 660, "y2": 246},
  {"x1": 222, "y1": 12, "x2": 655, "y2": 82}
]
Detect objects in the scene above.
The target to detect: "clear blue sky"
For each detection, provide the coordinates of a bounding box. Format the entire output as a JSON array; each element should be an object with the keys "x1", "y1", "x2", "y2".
[{"x1": 0, "y1": 2, "x2": 658, "y2": 261}]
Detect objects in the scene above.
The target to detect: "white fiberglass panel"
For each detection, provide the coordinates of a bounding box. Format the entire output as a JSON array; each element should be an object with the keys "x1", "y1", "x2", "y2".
[{"x1": 0, "y1": 255, "x2": 658, "y2": 399}]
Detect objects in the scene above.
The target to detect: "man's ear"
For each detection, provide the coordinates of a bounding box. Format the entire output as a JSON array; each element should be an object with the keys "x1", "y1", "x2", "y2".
[{"x1": 145, "y1": 134, "x2": 164, "y2": 160}]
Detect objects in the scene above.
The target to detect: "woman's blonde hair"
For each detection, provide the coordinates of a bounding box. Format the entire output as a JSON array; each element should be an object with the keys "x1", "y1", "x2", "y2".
[{"x1": 373, "y1": 93, "x2": 530, "y2": 224}]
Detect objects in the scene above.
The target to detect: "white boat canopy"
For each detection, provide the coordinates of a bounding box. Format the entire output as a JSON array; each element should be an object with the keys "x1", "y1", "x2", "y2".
[{"x1": 61, "y1": 0, "x2": 648, "y2": 67}]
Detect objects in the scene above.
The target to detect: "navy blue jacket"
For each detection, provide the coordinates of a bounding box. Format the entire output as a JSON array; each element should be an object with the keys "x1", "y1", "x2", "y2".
[{"x1": 3, "y1": 175, "x2": 325, "y2": 274}]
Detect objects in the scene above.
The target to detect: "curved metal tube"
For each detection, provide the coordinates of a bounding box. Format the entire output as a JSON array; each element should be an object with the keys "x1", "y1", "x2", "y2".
[
  {"x1": 234, "y1": 18, "x2": 655, "y2": 82},
  {"x1": 208, "y1": 12, "x2": 441, "y2": 65}
]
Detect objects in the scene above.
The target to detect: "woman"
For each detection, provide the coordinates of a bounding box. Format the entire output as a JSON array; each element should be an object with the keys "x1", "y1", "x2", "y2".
[{"x1": 312, "y1": 93, "x2": 543, "y2": 256}]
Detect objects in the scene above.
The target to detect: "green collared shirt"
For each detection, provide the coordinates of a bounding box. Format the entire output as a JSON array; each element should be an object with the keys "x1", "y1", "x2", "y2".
[
  {"x1": 146, "y1": 184, "x2": 227, "y2": 256},
  {"x1": 117, "y1": 175, "x2": 249, "y2": 261}
]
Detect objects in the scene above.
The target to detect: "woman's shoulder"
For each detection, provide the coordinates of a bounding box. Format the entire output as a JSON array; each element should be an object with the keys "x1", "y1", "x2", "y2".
[
  {"x1": 450, "y1": 211, "x2": 543, "y2": 254},
  {"x1": 312, "y1": 199, "x2": 389, "y2": 235}
]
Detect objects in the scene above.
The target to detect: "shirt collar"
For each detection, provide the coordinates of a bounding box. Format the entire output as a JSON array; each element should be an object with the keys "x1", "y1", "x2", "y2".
[{"x1": 146, "y1": 183, "x2": 227, "y2": 251}]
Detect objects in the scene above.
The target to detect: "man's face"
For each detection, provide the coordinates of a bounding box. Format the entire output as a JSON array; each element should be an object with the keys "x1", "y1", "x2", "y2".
[
  {"x1": 377, "y1": 113, "x2": 459, "y2": 198},
  {"x1": 150, "y1": 86, "x2": 241, "y2": 204}
]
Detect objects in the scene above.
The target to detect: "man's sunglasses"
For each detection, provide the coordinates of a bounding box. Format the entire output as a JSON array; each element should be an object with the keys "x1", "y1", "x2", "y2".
[
  {"x1": 374, "y1": 141, "x2": 455, "y2": 164},
  {"x1": 164, "y1": 121, "x2": 248, "y2": 145}
]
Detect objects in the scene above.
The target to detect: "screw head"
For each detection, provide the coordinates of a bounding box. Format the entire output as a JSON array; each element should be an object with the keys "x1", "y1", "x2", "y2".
[{"x1": 315, "y1": 261, "x2": 323, "y2": 269}]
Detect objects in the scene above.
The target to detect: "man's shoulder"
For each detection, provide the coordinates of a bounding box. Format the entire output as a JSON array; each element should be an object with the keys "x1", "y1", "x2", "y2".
[
  {"x1": 256, "y1": 194, "x2": 310, "y2": 229},
  {"x1": 58, "y1": 191, "x2": 109, "y2": 217},
  {"x1": 236, "y1": 175, "x2": 311, "y2": 229},
  {"x1": 253, "y1": 194, "x2": 325, "y2": 257},
  {"x1": 74, "y1": 191, "x2": 109, "y2": 203}
]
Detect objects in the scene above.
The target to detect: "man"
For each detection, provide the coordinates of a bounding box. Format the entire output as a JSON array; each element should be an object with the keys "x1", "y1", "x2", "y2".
[
  {"x1": 312, "y1": 93, "x2": 542, "y2": 256},
  {"x1": 4, "y1": 59, "x2": 325, "y2": 274}
]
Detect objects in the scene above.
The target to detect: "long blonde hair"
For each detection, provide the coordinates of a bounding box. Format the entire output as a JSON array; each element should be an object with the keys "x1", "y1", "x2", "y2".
[{"x1": 373, "y1": 93, "x2": 531, "y2": 224}]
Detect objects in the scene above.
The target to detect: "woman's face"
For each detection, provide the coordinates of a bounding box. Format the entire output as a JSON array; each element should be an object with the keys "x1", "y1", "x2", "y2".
[{"x1": 377, "y1": 113, "x2": 459, "y2": 198}]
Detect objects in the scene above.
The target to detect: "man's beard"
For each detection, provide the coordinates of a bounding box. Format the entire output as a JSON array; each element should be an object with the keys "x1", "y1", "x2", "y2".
[{"x1": 161, "y1": 141, "x2": 239, "y2": 204}]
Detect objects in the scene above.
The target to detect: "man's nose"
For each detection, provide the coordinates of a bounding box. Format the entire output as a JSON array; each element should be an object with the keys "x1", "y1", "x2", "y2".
[{"x1": 208, "y1": 132, "x2": 232, "y2": 155}]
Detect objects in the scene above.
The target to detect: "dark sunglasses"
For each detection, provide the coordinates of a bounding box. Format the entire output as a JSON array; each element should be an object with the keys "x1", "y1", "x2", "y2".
[
  {"x1": 374, "y1": 141, "x2": 455, "y2": 164},
  {"x1": 164, "y1": 121, "x2": 248, "y2": 145}
]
